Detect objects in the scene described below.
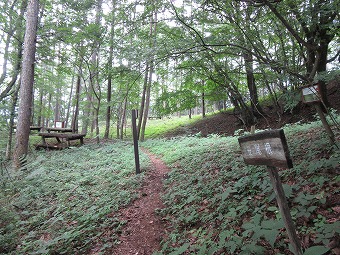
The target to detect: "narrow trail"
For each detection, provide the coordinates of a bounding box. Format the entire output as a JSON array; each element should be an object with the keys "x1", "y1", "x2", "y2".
[{"x1": 110, "y1": 149, "x2": 169, "y2": 255}]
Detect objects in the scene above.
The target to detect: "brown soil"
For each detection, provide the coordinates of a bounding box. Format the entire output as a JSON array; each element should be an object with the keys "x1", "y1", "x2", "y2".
[
  {"x1": 108, "y1": 149, "x2": 169, "y2": 255},
  {"x1": 163, "y1": 81, "x2": 340, "y2": 138}
]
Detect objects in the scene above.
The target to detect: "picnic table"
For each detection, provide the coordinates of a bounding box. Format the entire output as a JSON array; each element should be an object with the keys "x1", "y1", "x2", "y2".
[
  {"x1": 45, "y1": 127, "x2": 74, "y2": 133},
  {"x1": 29, "y1": 126, "x2": 43, "y2": 131},
  {"x1": 37, "y1": 132, "x2": 86, "y2": 149}
]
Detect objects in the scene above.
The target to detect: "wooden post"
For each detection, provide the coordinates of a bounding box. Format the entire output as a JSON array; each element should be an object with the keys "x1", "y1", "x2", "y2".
[
  {"x1": 267, "y1": 166, "x2": 303, "y2": 255},
  {"x1": 131, "y1": 109, "x2": 141, "y2": 174},
  {"x1": 314, "y1": 104, "x2": 335, "y2": 145},
  {"x1": 238, "y1": 130, "x2": 302, "y2": 255},
  {"x1": 301, "y1": 84, "x2": 335, "y2": 146}
]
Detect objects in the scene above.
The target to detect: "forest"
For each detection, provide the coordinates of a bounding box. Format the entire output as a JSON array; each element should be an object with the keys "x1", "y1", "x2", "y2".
[
  {"x1": 0, "y1": 0, "x2": 339, "y2": 254},
  {"x1": 0, "y1": 0, "x2": 339, "y2": 164}
]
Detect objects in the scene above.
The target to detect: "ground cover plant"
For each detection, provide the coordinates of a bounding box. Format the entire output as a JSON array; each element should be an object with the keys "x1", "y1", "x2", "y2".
[
  {"x1": 0, "y1": 142, "x2": 150, "y2": 254},
  {"x1": 1, "y1": 113, "x2": 339, "y2": 255},
  {"x1": 143, "y1": 118, "x2": 340, "y2": 255}
]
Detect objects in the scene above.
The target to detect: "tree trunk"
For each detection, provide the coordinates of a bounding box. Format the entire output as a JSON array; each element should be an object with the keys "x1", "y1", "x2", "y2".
[
  {"x1": 120, "y1": 97, "x2": 127, "y2": 139},
  {"x1": 0, "y1": 0, "x2": 26, "y2": 101},
  {"x1": 54, "y1": 87, "x2": 61, "y2": 122},
  {"x1": 104, "y1": 0, "x2": 116, "y2": 139},
  {"x1": 37, "y1": 86, "x2": 44, "y2": 127},
  {"x1": 65, "y1": 73, "x2": 75, "y2": 128},
  {"x1": 201, "y1": 80, "x2": 206, "y2": 118},
  {"x1": 316, "y1": 42, "x2": 330, "y2": 107},
  {"x1": 72, "y1": 72, "x2": 81, "y2": 133},
  {"x1": 13, "y1": 0, "x2": 39, "y2": 169},
  {"x1": 139, "y1": 10, "x2": 157, "y2": 141},
  {"x1": 6, "y1": 84, "x2": 20, "y2": 160},
  {"x1": 140, "y1": 61, "x2": 153, "y2": 141},
  {"x1": 116, "y1": 102, "x2": 122, "y2": 139},
  {"x1": 104, "y1": 74, "x2": 112, "y2": 139},
  {"x1": 46, "y1": 92, "x2": 52, "y2": 127},
  {"x1": 137, "y1": 62, "x2": 149, "y2": 139},
  {"x1": 243, "y1": 51, "x2": 264, "y2": 116}
]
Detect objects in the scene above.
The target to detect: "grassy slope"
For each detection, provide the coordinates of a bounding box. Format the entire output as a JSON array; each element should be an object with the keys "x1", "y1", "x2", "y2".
[
  {"x1": 0, "y1": 117, "x2": 339, "y2": 254},
  {"x1": 142, "y1": 120, "x2": 340, "y2": 255},
  {"x1": 0, "y1": 142, "x2": 149, "y2": 254}
]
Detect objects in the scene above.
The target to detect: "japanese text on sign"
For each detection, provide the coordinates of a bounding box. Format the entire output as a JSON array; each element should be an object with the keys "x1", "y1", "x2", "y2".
[
  {"x1": 244, "y1": 142, "x2": 274, "y2": 156},
  {"x1": 238, "y1": 129, "x2": 293, "y2": 169}
]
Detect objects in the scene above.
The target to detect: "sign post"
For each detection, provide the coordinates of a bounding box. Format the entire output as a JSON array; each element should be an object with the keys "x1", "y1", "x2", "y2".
[
  {"x1": 131, "y1": 109, "x2": 140, "y2": 174},
  {"x1": 301, "y1": 83, "x2": 335, "y2": 145},
  {"x1": 54, "y1": 120, "x2": 65, "y2": 128},
  {"x1": 238, "y1": 129, "x2": 302, "y2": 255}
]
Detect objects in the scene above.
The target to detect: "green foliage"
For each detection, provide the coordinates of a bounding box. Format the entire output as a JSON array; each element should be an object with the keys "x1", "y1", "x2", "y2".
[
  {"x1": 1, "y1": 110, "x2": 339, "y2": 254},
  {"x1": 144, "y1": 119, "x2": 340, "y2": 255},
  {"x1": 0, "y1": 142, "x2": 149, "y2": 254},
  {"x1": 142, "y1": 114, "x2": 203, "y2": 139},
  {"x1": 303, "y1": 246, "x2": 329, "y2": 255},
  {"x1": 154, "y1": 90, "x2": 197, "y2": 116},
  {"x1": 279, "y1": 90, "x2": 301, "y2": 113}
]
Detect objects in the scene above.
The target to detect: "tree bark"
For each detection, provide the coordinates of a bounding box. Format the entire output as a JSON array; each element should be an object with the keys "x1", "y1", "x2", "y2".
[
  {"x1": 139, "y1": 9, "x2": 158, "y2": 141},
  {"x1": 13, "y1": 0, "x2": 39, "y2": 169},
  {"x1": 243, "y1": 51, "x2": 264, "y2": 116},
  {"x1": 72, "y1": 58, "x2": 83, "y2": 133},
  {"x1": 0, "y1": 0, "x2": 26, "y2": 101},
  {"x1": 65, "y1": 73, "x2": 75, "y2": 128},
  {"x1": 6, "y1": 84, "x2": 20, "y2": 160},
  {"x1": 137, "y1": 62, "x2": 149, "y2": 139},
  {"x1": 140, "y1": 60, "x2": 153, "y2": 141},
  {"x1": 104, "y1": 0, "x2": 117, "y2": 139},
  {"x1": 201, "y1": 90, "x2": 206, "y2": 118},
  {"x1": 120, "y1": 97, "x2": 127, "y2": 139},
  {"x1": 93, "y1": 0, "x2": 103, "y2": 144}
]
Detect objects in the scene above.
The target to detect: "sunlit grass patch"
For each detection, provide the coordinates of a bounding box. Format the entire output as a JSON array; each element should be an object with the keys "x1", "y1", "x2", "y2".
[{"x1": 144, "y1": 114, "x2": 206, "y2": 138}]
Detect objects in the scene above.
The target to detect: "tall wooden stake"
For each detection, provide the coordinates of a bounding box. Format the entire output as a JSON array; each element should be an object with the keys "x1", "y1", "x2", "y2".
[
  {"x1": 267, "y1": 166, "x2": 302, "y2": 255},
  {"x1": 132, "y1": 109, "x2": 140, "y2": 174},
  {"x1": 314, "y1": 104, "x2": 335, "y2": 145}
]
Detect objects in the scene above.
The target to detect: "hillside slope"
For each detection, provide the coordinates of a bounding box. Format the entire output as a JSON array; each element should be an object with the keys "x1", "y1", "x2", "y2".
[{"x1": 164, "y1": 82, "x2": 339, "y2": 137}]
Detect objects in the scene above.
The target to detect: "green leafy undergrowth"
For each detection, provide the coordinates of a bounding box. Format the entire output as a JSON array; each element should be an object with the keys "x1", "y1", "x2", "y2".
[
  {"x1": 143, "y1": 120, "x2": 339, "y2": 255},
  {"x1": 0, "y1": 142, "x2": 149, "y2": 254}
]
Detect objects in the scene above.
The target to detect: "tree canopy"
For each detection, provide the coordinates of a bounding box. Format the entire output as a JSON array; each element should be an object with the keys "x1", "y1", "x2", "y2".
[{"x1": 0, "y1": 0, "x2": 339, "y2": 148}]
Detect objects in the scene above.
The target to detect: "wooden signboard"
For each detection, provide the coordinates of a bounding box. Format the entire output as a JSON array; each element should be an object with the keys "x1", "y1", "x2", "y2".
[
  {"x1": 238, "y1": 129, "x2": 302, "y2": 255},
  {"x1": 238, "y1": 129, "x2": 293, "y2": 169},
  {"x1": 301, "y1": 84, "x2": 321, "y2": 104},
  {"x1": 54, "y1": 120, "x2": 65, "y2": 128}
]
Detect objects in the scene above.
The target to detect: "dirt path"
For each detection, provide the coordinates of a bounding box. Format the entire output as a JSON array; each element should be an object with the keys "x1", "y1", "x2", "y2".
[{"x1": 109, "y1": 149, "x2": 169, "y2": 255}]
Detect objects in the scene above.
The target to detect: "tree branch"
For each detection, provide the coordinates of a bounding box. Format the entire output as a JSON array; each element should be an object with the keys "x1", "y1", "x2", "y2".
[
  {"x1": 262, "y1": 0, "x2": 317, "y2": 50},
  {"x1": 327, "y1": 50, "x2": 340, "y2": 63}
]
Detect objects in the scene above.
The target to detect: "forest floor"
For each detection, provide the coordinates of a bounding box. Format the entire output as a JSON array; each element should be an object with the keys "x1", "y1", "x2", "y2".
[
  {"x1": 105, "y1": 82, "x2": 339, "y2": 255},
  {"x1": 107, "y1": 149, "x2": 170, "y2": 255}
]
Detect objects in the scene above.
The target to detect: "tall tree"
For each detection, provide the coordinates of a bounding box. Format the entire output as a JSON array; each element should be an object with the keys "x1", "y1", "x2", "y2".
[
  {"x1": 13, "y1": 0, "x2": 39, "y2": 169},
  {"x1": 0, "y1": 0, "x2": 26, "y2": 101},
  {"x1": 139, "y1": 6, "x2": 158, "y2": 141},
  {"x1": 104, "y1": 0, "x2": 117, "y2": 139},
  {"x1": 259, "y1": 0, "x2": 338, "y2": 106}
]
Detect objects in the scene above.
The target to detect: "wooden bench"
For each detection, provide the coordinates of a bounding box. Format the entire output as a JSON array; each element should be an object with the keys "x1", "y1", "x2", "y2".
[
  {"x1": 13, "y1": 126, "x2": 42, "y2": 132},
  {"x1": 38, "y1": 132, "x2": 86, "y2": 149},
  {"x1": 148, "y1": 116, "x2": 161, "y2": 120}
]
